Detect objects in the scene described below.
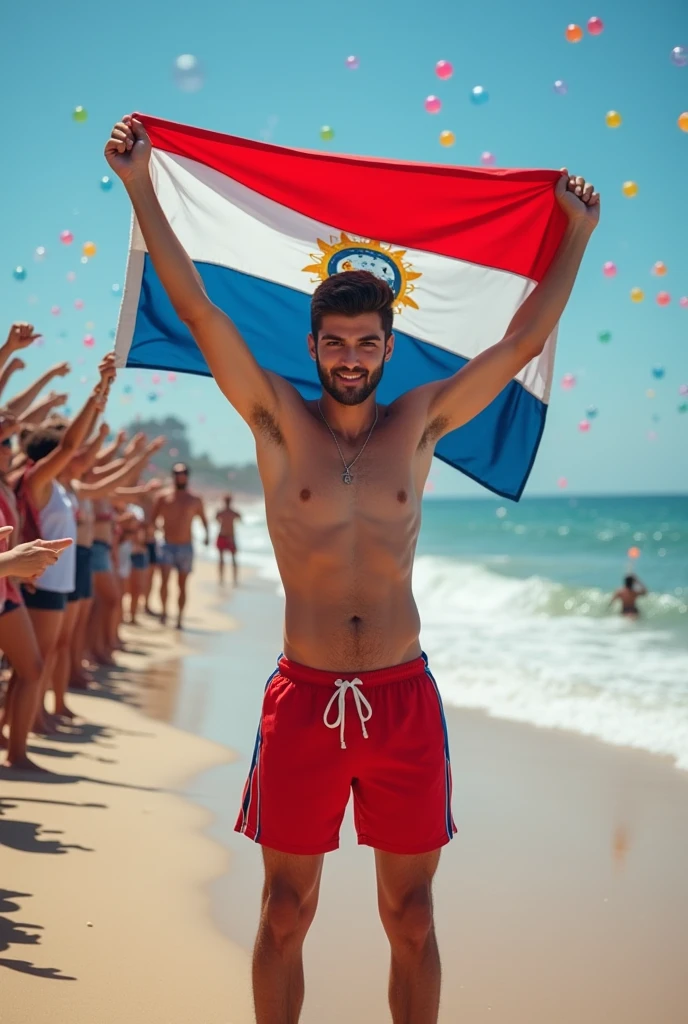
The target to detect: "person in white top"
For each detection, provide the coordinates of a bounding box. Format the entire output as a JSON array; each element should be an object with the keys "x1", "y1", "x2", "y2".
[{"x1": 20, "y1": 354, "x2": 116, "y2": 735}]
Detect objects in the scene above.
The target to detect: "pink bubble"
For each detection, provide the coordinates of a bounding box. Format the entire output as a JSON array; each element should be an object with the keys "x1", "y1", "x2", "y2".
[
  {"x1": 435, "y1": 60, "x2": 453, "y2": 80},
  {"x1": 648, "y1": 430, "x2": 658, "y2": 441},
  {"x1": 66, "y1": 271, "x2": 76, "y2": 283},
  {"x1": 561, "y1": 373, "x2": 576, "y2": 390},
  {"x1": 60, "y1": 230, "x2": 74, "y2": 245},
  {"x1": 424, "y1": 95, "x2": 441, "y2": 115},
  {"x1": 578, "y1": 420, "x2": 591, "y2": 433},
  {"x1": 83, "y1": 334, "x2": 95, "y2": 348},
  {"x1": 345, "y1": 55, "x2": 359, "y2": 70},
  {"x1": 679, "y1": 384, "x2": 688, "y2": 396},
  {"x1": 151, "y1": 373, "x2": 161, "y2": 385},
  {"x1": 602, "y1": 261, "x2": 617, "y2": 278},
  {"x1": 557, "y1": 476, "x2": 568, "y2": 489},
  {"x1": 51, "y1": 305, "x2": 61, "y2": 316},
  {"x1": 198, "y1": 414, "x2": 206, "y2": 424},
  {"x1": 587, "y1": 16, "x2": 604, "y2": 35},
  {"x1": 167, "y1": 372, "x2": 177, "y2": 383},
  {"x1": 679, "y1": 296, "x2": 688, "y2": 308},
  {"x1": 74, "y1": 298, "x2": 84, "y2": 310},
  {"x1": 656, "y1": 291, "x2": 671, "y2": 306},
  {"x1": 169, "y1": 447, "x2": 179, "y2": 457},
  {"x1": 480, "y1": 151, "x2": 496, "y2": 167}
]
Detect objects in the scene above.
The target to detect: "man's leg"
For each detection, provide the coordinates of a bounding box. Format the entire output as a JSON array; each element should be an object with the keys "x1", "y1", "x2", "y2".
[
  {"x1": 159, "y1": 564, "x2": 172, "y2": 625},
  {"x1": 375, "y1": 848, "x2": 442, "y2": 1024},
  {"x1": 176, "y1": 570, "x2": 189, "y2": 629},
  {"x1": 253, "y1": 847, "x2": 324, "y2": 1024},
  {"x1": 231, "y1": 550, "x2": 238, "y2": 586},
  {"x1": 218, "y1": 548, "x2": 225, "y2": 584}
]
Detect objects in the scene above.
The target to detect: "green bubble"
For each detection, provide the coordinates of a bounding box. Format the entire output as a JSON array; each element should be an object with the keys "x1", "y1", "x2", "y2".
[
  {"x1": 598, "y1": 330, "x2": 612, "y2": 343},
  {"x1": 72, "y1": 106, "x2": 88, "y2": 123},
  {"x1": 320, "y1": 125, "x2": 334, "y2": 142},
  {"x1": 679, "y1": 402, "x2": 688, "y2": 414}
]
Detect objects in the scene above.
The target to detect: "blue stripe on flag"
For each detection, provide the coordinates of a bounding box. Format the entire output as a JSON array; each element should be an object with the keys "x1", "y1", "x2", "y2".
[{"x1": 127, "y1": 257, "x2": 546, "y2": 500}]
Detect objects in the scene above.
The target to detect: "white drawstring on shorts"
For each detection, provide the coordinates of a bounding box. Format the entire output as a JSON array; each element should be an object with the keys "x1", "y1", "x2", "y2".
[{"x1": 323, "y1": 678, "x2": 373, "y2": 750}]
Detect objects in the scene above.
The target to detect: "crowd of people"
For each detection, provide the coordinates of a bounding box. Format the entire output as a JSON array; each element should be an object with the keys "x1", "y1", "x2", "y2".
[{"x1": 0, "y1": 320, "x2": 239, "y2": 774}]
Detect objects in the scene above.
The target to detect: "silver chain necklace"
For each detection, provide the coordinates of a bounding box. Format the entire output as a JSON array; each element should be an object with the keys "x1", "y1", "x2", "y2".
[{"x1": 317, "y1": 401, "x2": 379, "y2": 484}]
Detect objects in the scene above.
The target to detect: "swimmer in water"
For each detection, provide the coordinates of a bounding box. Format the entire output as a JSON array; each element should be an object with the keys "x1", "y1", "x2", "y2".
[{"x1": 609, "y1": 574, "x2": 647, "y2": 619}]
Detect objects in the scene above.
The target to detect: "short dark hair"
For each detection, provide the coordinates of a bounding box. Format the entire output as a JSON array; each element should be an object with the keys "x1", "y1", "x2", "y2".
[
  {"x1": 25, "y1": 427, "x2": 63, "y2": 464},
  {"x1": 310, "y1": 271, "x2": 394, "y2": 340},
  {"x1": 624, "y1": 575, "x2": 635, "y2": 589},
  {"x1": 172, "y1": 462, "x2": 189, "y2": 475}
]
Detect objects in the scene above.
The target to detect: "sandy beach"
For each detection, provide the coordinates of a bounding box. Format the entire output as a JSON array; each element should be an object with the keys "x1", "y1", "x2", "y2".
[{"x1": 3, "y1": 560, "x2": 688, "y2": 1023}]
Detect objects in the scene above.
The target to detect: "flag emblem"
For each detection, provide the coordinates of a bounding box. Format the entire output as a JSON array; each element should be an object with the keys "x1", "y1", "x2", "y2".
[{"x1": 302, "y1": 233, "x2": 422, "y2": 313}]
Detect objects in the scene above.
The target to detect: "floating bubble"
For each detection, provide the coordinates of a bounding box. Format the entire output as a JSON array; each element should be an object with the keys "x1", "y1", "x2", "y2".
[
  {"x1": 656, "y1": 291, "x2": 671, "y2": 306},
  {"x1": 586, "y1": 406, "x2": 598, "y2": 418},
  {"x1": 565, "y1": 24, "x2": 583, "y2": 43},
  {"x1": 439, "y1": 130, "x2": 455, "y2": 147},
  {"x1": 83, "y1": 241, "x2": 97, "y2": 258},
  {"x1": 151, "y1": 373, "x2": 161, "y2": 385},
  {"x1": 112, "y1": 283, "x2": 121, "y2": 295},
  {"x1": 147, "y1": 392, "x2": 158, "y2": 402},
  {"x1": 345, "y1": 55, "x2": 360, "y2": 70},
  {"x1": 123, "y1": 385, "x2": 133, "y2": 395},
  {"x1": 622, "y1": 181, "x2": 638, "y2": 198},
  {"x1": 34, "y1": 246, "x2": 46, "y2": 261},
  {"x1": 679, "y1": 402, "x2": 688, "y2": 414},
  {"x1": 646, "y1": 389, "x2": 656, "y2": 399},
  {"x1": 167, "y1": 372, "x2": 177, "y2": 383},
  {"x1": 86, "y1": 321, "x2": 95, "y2": 329},
  {"x1": 602, "y1": 261, "x2": 616, "y2": 278},
  {"x1": 72, "y1": 106, "x2": 88, "y2": 123},
  {"x1": 480, "y1": 151, "x2": 496, "y2": 167},
  {"x1": 74, "y1": 299, "x2": 84, "y2": 310},
  {"x1": 627, "y1": 546, "x2": 640, "y2": 559},
  {"x1": 424, "y1": 95, "x2": 441, "y2": 114},
  {"x1": 605, "y1": 110, "x2": 622, "y2": 128},
  {"x1": 651, "y1": 366, "x2": 665, "y2": 379},
  {"x1": 66, "y1": 271, "x2": 76, "y2": 282},
  {"x1": 561, "y1": 373, "x2": 576, "y2": 390},
  {"x1": 678, "y1": 112, "x2": 688, "y2": 133},
  {"x1": 496, "y1": 507, "x2": 507, "y2": 518},
  {"x1": 198, "y1": 414, "x2": 206, "y2": 423},
  {"x1": 51, "y1": 305, "x2": 61, "y2": 316},
  {"x1": 79, "y1": 375, "x2": 87, "y2": 384},
  {"x1": 648, "y1": 431, "x2": 658, "y2": 441},
  {"x1": 12, "y1": 266, "x2": 26, "y2": 281},
  {"x1": 80, "y1": 256, "x2": 88, "y2": 265},
  {"x1": 652, "y1": 261, "x2": 667, "y2": 276},
  {"x1": 578, "y1": 420, "x2": 591, "y2": 432},
  {"x1": 435, "y1": 60, "x2": 453, "y2": 80},
  {"x1": 680, "y1": 297, "x2": 688, "y2": 308},
  {"x1": 100, "y1": 176, "x2": 113, "y2": 192},
  {"x1": 587, "y1": 16, "x2": 604, "y2": 35},
  {"x1": 598, "y1": 329, "x2": 612, "y2": 343},
  {"x1": 553, "y1": 79, "x2": 568, "y2": 95},
  {"x1": 60, "y1": 230, "x2": 74, "y2": 245},
  {"x1": 83, "y1": 334, "x2": 95, "y2": 348},
  {"x1": 173, "y1": 53, "x2": 204, "y2": 93},
  {"x1": 680, "y1": 384, "x2": 688, "y2": 396},
  {"x1": 671, "y1": 46, "x2": 687, "y2": 67},
  {"x1": 320, "y1": 125, "x2": 334, "y2": 141},
  {"x1": 27, "y1": 294, "x2": 38, "y2": 305},
  {"x1": 630, "y1": 287, "x2": 644, "y2": 303},
  {"x1": 59, "y1": 331, "x2": 68, "y2": 339},
  {"x1": 557, "y1": 477, "x2": 568, "y2": 489},
  {"x1": 470, "y1": 85, "x2": 489, "y2": 105}
]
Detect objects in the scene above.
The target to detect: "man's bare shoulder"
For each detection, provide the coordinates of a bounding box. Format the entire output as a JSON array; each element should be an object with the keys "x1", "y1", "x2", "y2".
[{"x1": 251, "y1": 370, "x2": 311, "y2": 447}]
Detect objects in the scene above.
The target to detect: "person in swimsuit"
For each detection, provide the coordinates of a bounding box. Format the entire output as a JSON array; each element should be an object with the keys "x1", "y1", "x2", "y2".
[
  {"x1": 108, "y1": 114, "x2": 599, "y2": 1023},
  {"x1": 610, "y1": 574, "x2": 648, "y2": 619},
  {"x1": 216, "y1": 493, "x2": 241, "y2": 585},
  {"x1": 152, "y1": 463, "x2": 209, "y2": 629}
]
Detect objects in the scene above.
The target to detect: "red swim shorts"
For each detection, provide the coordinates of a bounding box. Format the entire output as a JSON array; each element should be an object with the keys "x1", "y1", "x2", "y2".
[
  {"x1": 217, "y1": 535, "x2": 236, "y2": 553},
  {"x1": 234, "y1": 653, "x2": 457, "y2": 856}
]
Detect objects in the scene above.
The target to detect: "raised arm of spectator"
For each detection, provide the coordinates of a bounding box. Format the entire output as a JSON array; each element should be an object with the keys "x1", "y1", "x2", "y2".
[
  {"x1": 5, "y1": 361, "x2": 71, "y2": 419},
  {"x1": 19, "y1": 389, "x2": 69, "y2": 427},
  {"x1": 94, "y1": 428, "x2": 128, "y2": 466},
  {"x1": 27, "y1": 354, "x2": 116, "y2": 508},
  {"x1": 74, "y1": 437, "x2": 164, "y2": 500},
  {"x1": 0, "y1": 322, "x2": 41, "y2": 379},
  {"x1": 69, "y1": 423, "x2": 110, "y2": 479},
  {"x1": 0, "y1": 358, "x2": 28, "y2": 403}
]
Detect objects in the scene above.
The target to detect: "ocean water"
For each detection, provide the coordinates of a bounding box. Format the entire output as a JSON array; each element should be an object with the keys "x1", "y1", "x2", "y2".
[{"x1": 206, "y1": 494, "x2": 688, "y2": 771}]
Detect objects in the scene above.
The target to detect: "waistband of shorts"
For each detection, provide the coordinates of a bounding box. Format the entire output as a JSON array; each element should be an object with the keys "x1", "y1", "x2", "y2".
[
  {"x1": 277, "y1": 654, "x2": 428, "y2": 688},
  {"x1": 92, "y1": 539, "x2": 111, "y2": 549}
]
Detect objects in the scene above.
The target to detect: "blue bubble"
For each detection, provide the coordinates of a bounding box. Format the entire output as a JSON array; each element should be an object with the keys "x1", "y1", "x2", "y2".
[
  {"x1": 470, "y1": 85, "x2": 489, "y2": 105},
  {"x1": 147, "y1": 391, "x2": 158, "y2": 401},
  {"x1": 111, "y1": 284, "x2": 121, "y2": 296},
  {"x1": 13, "y1": 266, "x2": 27, "y2": 281},
  {"x1": 124, "y1": 384, "x2": 133, "y2": 394},
  {"x1": 651, "y1": 366, "x2": 666, "y2": 380},
  {"x1": 100, "y1": 176, "x2": 113, "y2": 192},
  {"x1": 585, "y1": 406, "x2": 598, "y2": 419}
]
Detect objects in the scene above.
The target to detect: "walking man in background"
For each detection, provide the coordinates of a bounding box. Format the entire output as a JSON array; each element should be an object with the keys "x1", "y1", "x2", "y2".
[
  {"x1": 152, "y1": 463, "x2": 209, "y2": 628},
  {"x1": 216, "y1": 493, "x2": 241, "y2": 585}
]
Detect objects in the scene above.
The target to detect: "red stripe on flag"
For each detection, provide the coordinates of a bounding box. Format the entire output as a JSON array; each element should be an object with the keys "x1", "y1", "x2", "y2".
[{"x1": 136, "y1": 113, "x2": 567, "y2": 282}]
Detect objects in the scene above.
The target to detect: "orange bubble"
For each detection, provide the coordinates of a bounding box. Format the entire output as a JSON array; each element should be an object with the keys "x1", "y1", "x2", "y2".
[
  {"x1": 83, "y1": 241, "x2": 97, "y2": 258},
  {"x1": 439, "y1": 130, "x2": 455, "y2": 147},
  {"x1": 678, "y1": 112, "x2": 688, "y2": 133},
  {"x1": 622, "y1": 181, "x2": 638, "y2": 198},
  {"x1": 652, "y1": 261, "x2": 667, "y2": 276},
  {"x1": 627, "y1": 547, "x2": 640, "y2": 559},
  {"x1": 565, "y1": 23, "x2": 583, "y2": 42}
]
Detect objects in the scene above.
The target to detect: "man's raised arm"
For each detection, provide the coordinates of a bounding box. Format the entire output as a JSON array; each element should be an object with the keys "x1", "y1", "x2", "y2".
[{"x1": 105, "y1": 115, "x2": 279, "y2": 426}]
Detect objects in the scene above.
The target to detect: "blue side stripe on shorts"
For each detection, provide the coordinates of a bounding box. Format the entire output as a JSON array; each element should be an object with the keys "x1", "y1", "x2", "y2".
[
  {"x1": 240, "y1": 654, "x2": 282, "y2": 838},
  {"x1": 421, "y1": 651, "x2": 454, "y2": 842}
]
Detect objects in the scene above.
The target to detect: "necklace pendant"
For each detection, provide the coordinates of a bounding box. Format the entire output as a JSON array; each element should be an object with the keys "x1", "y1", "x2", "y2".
[{"x1": 342, "y1": 470, "x2": 353, "y2": 485}]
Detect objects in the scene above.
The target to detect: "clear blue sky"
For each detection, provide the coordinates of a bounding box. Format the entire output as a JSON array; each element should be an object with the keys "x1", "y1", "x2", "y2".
[{"x1": 1, "y1": 0, "x2": 686, "y2": 497}]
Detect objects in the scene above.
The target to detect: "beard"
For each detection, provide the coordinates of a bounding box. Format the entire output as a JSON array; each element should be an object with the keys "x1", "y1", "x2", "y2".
[
  {"x1": 315, "y1": 354, "x2": 385, "y2": 406},
  {"x1": 174, "y1": 479, "x2": 187, "y2": 491}
]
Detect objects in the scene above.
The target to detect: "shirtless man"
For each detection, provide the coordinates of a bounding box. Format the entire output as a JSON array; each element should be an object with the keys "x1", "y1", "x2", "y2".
[
  {"x1": 152, "y1": 463, "x2": 209, "y2": 627},
  {"x1": 107, "y1": 114, "x2": 599, "y2": 1023},
  {"x1": 216, "y1": 493, "x2": 241, "y2": 585},
  {"x1": 610, "y1": 573, "x2": 648, "y2": 618}
]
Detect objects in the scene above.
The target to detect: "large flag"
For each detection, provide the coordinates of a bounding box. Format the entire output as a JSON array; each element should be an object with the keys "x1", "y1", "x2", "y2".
[{"x1": 115, "y1": 114, "x2": 567, "y2": 500}]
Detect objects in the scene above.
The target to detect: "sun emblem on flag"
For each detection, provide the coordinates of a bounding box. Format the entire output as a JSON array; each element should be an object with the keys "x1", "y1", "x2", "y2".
[{"x1": 303, "y1": 234, "x2": 422, "y2": 313}]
